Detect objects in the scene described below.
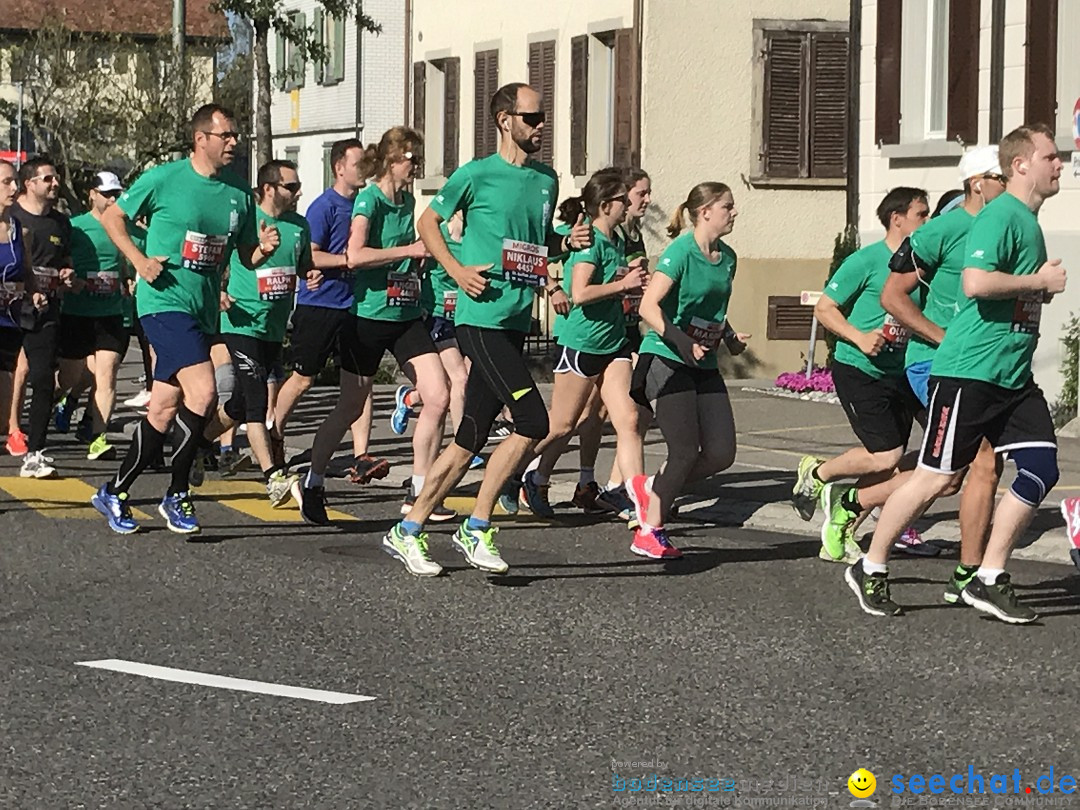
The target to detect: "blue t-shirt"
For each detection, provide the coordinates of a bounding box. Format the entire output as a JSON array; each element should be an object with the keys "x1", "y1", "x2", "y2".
[
  {"x1": 298, "y1": 187, "x2": 355, "y2": 309},
  {"x1": 0, "y1": 214, "x2": 27, "y2": 330}
]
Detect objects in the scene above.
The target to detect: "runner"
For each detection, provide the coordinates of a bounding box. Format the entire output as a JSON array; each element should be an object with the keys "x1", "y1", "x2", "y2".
[
  {"x1": 625, "y1": 181, "x2": 746, "y2": 559},
  {"x1": 846, "y1": 124, "x2": 1065, "y2": 624},
  {"x1": 381, "y1": 82, "x2": 591, "y2": 576},
  {"x1": 791, "y1": 187, "x2": 928, "y2": 563},
  {"x1": 272, "y1": 138, "x2": 390, "y2": 486},
  {"x1": 879, "y1": 147, "x2": 1006, "y2": 601},
  {"x1": 90, "y1": 103, "x2": 277, "y2": 535},
  {"x1": 518, "y1": 167, "x2": 644, "y2": 520},
  {"x1": 297, "y1": 126, "x2": 453, "y2": 524},
  {"x1": 218, "y1": 158, "x2": 312, "y2": 505},
  {"x1": 56, "y1": 171, "x2": 137, "y2": 462}
]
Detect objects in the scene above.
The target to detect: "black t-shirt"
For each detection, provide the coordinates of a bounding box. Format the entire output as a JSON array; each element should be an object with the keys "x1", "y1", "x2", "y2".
[{"x1": 11, "y1": 201, "x2": 71, "y2": 269}]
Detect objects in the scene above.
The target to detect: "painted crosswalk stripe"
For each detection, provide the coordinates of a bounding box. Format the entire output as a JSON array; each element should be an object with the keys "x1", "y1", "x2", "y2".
[
  {"x1": 0, "y1": 476, "x2": 152, "y2": 520},
  {"x1": 75, "y1": 659, "x2": 374, "y2": 704},
  {"x1": 193, "y1": 479, "x2": 356, "y2": 522}
]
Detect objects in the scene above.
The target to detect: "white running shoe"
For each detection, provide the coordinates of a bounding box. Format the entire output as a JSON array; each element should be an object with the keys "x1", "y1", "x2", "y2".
[
  {"x1": 20, "y1": 450, "x2": 56, "y2": 479},
  {"x1": 124, "y1": 390, "x2": 152, "y2": 408}
]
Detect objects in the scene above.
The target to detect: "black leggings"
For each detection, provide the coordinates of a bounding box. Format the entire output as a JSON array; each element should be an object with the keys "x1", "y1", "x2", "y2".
[
  {"x1": 22, "y1": 312, "x2": 59, "y2": 453},
  {"x1": 454, "y1": 326, "x2": 548, "y2": 454}
]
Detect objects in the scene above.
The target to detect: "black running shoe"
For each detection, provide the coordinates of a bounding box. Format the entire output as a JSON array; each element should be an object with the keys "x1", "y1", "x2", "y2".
[
  {"x1": 961, "y1": 574, "x2": 1037, "y2": 624},
  {"x1": 845, "y1": 558, "x2": 902, "y2": 616},
  {"x1": 299, "y1": 485, "x2": 330, "y2": 525}
]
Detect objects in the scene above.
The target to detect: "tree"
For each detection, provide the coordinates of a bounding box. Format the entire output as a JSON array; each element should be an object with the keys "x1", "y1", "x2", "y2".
[{"x1": 211, "y1": 1, "x2": 381, "y2": 167}]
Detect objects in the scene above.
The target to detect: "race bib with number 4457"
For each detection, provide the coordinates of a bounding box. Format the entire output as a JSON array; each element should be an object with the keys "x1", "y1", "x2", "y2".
[{"x1": 502, "y1": 240, "x2": 549, "y2": 287}]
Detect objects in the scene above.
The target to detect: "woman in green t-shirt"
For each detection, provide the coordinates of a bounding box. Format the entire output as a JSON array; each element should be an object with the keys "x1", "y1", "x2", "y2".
[
  {"x1": 518, "y1": 168, "x2": 646, "y2": 520},
  {"x1": 626, "y1": 182, "x2": 749, "y2": 559}
]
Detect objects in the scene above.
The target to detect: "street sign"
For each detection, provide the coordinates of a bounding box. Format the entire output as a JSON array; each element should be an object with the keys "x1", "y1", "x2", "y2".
[
  {"x1": 1074, "y1": 97, "x2": 1080, "y2": 150},
  {"x1": 800, "y1": 290, "x2": 822, "y2": 306}
]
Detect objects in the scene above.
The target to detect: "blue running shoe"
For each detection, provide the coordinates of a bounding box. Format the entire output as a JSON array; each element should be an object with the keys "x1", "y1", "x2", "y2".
[
  {"x1": 520, "y1": 470, "x2": 555, "y2": 518},
  {"x1": 469, "y1": 454, "x2": 485, "y2": 470},
  {"x1": 390, "y1": 385, "x2": 414, "y2": 435},
  {"x1": 54, "y1": 395, "x2": 75, "y2": 434},
  {"x1": 159, "y1": 492, "x2": 200, "y2": 534},
  {"x1": 91, "y1": 484, "x2": 140, "y2": 535}
]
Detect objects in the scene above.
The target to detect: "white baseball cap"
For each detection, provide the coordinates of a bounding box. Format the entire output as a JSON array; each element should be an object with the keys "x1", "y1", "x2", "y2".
[
  {"x1": 958, "y1": 146, "x2": 1001, "y2": 181},
  {"x1": 93, "y1": 171, "x2": 123, "y2": 192}
]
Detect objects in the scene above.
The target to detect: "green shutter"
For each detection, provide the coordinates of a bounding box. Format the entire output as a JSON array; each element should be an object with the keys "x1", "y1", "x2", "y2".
[
  {"x1": 292, "y1": 12, "x2": 306, "y2": 89},
  {"x1": 332, "y1": 16, "x2": 346, "y2": 83},
  {"x1": 313, "y1": 7, "x2": 325, "y2": 85},
  {"x1": 276, "y1": 31, "x2": 286, "y2": 91},
  {"x1": 323, "y1": 144, "x2": 334, "y2": 188}
]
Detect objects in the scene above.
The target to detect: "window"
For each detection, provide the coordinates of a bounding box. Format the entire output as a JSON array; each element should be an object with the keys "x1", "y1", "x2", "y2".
[
  {"x1": 925, "y1": 0, "x2": 949, "y2": 138},
  {"x1": 473, "y1": 49, "x2": 499, "y2": 158},
  {"x1": 314, "y1": 9, "x2": 346, "y2": 85},
  {"x1": 285, "y1": 146, "x2": 300, "y2": 168},
  {"x1": 569, "y1": 30, "x2": 637, "y2": 176},
  {"x1": 276, "y1": 12, "x2": 306, "y2": 91},
  {"x1": 323, "y1": 143, "x2": 334, "y2": 189},
  {"x1": 413, "y1": 57, "x2": 460, "y2": 178},
  {"x1": 1055, "y1": 0, "x2": 1077, "y2": 144},
  {"x1": 753, "y1": 20, "x2": 849, "y2": 180},
  {"x1": 527, "y1": 40, "x2": 555, "y2": 166}
]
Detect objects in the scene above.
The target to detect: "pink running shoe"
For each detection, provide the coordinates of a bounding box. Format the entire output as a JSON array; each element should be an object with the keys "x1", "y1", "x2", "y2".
[
  {"x1": 630, "y1": 526, "x2": 682, "y2": 559},
  {"x1": 5, "y1": 430, "x2": 27, "y2": 457},
  {"x1": 627, "y1": 474, "x2": 651, "y2": 529},
  {"x1": 892, "y1": 526, "x2": 941, "y2": 557},
  {"x1": 1062, "y1": 497, "x2": 1080, "y2": 571}
]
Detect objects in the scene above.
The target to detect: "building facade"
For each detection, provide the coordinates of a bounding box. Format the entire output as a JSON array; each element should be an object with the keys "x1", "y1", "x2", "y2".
[{"x1": 858, "y1": 0, "x2": 1079, "y2": 402}]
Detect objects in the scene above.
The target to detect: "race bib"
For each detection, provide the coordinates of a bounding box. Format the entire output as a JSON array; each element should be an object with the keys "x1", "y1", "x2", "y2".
[
  {"x1": 0, "y1": 281, "x2": 25, "y2": 305},
  {"x1": 256, "y1": 266, "x2": 297, "y2": 301},
  {"x1": 442, "y1": 289, "x2": 457, "y2": 318},
  {"x1": 181, "y1": 231, "x2": 228, "y2": 274},
  {"x1": 87, "y1": 269, "x2": 120, "y2": 296},
  {"x1": 685, "y1": 316, "x2": 723, "y2": 350},
  {"x1": 32, "y1": 266, "x2": 60, "y2": 296},
  {"x1": 1011, "y1": 292, "x2": 1042, "y2": 335},
  {"x1": 615, "y1": 266, "x2": 642, "y2": 324},
  {"x1": 502, "y1": 239, "x2": 549, "y2": 287},
  {"x1": 881, "y1": 314, "x2": 910, "y2": 350},
  {"x1": 387, "y1": 268, "x2": 421, "y2": 307}
]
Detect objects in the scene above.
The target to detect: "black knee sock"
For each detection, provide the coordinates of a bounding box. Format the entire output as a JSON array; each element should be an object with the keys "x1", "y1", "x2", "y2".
[
  {"x1": 841, "y1": 487, "x2": 862, "y2": 513},
  {"x1": 169, "y1": 406, "x2": 208, "y2": 495},
  {"x1": 110, "y1": 418, "x2": 168, "y2": 495}
]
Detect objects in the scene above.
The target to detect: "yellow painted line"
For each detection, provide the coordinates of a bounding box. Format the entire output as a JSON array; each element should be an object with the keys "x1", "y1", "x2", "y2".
[
  {"x1": 0, "y1": 476, "x2": 152, "y2": 520},
  {"x1": 744, "y1": 423, "x2": 851, "y2": 436},
  {"x1": 444, "y1": 495, "x2": 476, "y2": 514},
  {"x1": 194, "y1": 479, "x2": 356, "y2": 522}
]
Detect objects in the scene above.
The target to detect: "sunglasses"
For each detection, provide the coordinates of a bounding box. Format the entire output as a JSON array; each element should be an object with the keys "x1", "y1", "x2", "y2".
[
  {"x1": 508, "y1": 111, "x2": 546, "y2": 127},
  {"x1": 606, "y1": 194, "x2": 630, "y2": 205},
  {"x1": 277, "y1": 182, "x2": 302, "y2": 193},
  {"x1": 982, "y1": 172, "x2": 1006, "y2": 184},
  {"x1": 97, "y1": 189, "x2": 122, "y2": 199},
  {"x1": 202, "y1": 130, "x2": 242, "y2": 142},
  {"x1": 33, "y1": 174, "x2": 59, "y2": 183}
]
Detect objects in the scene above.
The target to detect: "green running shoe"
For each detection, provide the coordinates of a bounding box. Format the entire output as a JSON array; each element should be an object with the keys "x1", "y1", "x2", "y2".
[
  {"x1": 87, "y1": 433, "x2": 115, "y2": 461},
  {"x1": 792, "y1": 455, "x2": 824, "y2": 521},
  {"x1": 819, "y1": 483, "x2": 860, "y2": 563},
  {"x1": 381, "y1": 523, "x2": 442, "y2": 577},
  {"x1": 943, "y1": 564, "x2": 979, "y2": 604},
  {"x1": 452, "y1": 521, "x2": 509, "y2": 573}
]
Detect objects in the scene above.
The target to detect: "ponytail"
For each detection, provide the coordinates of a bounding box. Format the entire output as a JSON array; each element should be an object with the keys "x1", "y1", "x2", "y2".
[
  {"x1": 560, "y1": 166, "x2": 627, "y2": 223},
  {"x1": 668, "y1": 182, "x2": 731, "y2": 239},
  {"x1": 666, "y1": 203, "x2": 687, "y2": 239},
  {"x1": 558, "y1": 195, "x2": 586, "y2": 224}
]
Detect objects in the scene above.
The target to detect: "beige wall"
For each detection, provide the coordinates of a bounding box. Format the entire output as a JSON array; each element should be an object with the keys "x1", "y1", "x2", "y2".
[
  {"x1": 858, "y1": 0, "x2": 1080, "y2": 402},
  {"x1": 640, "y1": 0, "x2": 848, "y2": 379}
]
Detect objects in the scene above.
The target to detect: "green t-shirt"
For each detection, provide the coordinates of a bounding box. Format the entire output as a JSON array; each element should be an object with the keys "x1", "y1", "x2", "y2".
[
  {"x1": 824, "y1": 240, "x2": 907, "y2": 379},
  {"x1": 931, "y1": 192, "x2": 1048, "y2": 389},
  {"x1": 420, "y1": 221, "x2": 463, "y2": 320},
  {"x1": 350, "y1": 183, "x2": 421, "y2": 322},
  {"x1": 638, "y1": 231, "x2": 736, "y2": 370},
  {"x1": 429, "y1": 155, "x2": 559, "y2": 333},
  {"x1": 121, "y1": 224, "x2": 146, "y2": 329},
  {"x1": 904, "y1": 207, "x2": 975, "y2": 367},
  {"x1": 64, "y1": 212, "x2": 134, "y2": 318},
  {"x1": 221, "y1": 207, "x2": 311, "y2": 342},
  {"x1": 120, "y1": 159, "x2": 257, "y2": 334},
  {"x1": 556, "y1": 227, "x2": 629, "y2": 355}
]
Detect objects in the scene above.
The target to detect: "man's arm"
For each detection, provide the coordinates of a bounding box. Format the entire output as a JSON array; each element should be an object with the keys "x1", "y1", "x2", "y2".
[
  {"x1": 881, "y1": 271, "x2": 944, "y2": 345},
  {"x1": 814, "y1": 295, "x2": 884, "y2": 357},
  {"x1": 963, "y1": 261, "x2": 1065, "y2": 299}
]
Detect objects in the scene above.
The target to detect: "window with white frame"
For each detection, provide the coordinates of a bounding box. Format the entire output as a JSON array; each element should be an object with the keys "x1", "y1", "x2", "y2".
[
  {"x1": 1057, "y1": 0, "x2": 1080, "y2": 144},
  {"x1": 925, "y1": 0, "x2": 949, "y2": 138},
  {"x1": 899, "y1": 0, "x2": 950, "y2": 142}
]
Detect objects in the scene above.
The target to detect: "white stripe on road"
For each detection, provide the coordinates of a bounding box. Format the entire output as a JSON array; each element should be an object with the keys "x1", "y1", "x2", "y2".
[{"x1": 75, "y1": 659, "x2": 375, "y2": 705}]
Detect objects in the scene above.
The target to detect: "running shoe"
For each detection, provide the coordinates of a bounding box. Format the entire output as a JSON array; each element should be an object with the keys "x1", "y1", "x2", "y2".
[
  {"x1": 1061, "y1": 497, "x2": 1080, "y2": 572},
  {"x1": 520, "y1": 470, "x2": 554, "y2": 517},
  {"x1": 19, "y1": 450, "x2": 56, "y2": 479},
  {"x1": 87, "y1": 434, "x2": 115, "y2": 461},
  {"x1": 943, "y1": 564, "x2": 979, "y2": 605},
  {"x1": 124, "y1": 389, "x2": 152, "y2": 408},
  {"x1": 91, "y1": 484, "x2": 139, "y2": 534},
  {"x1": 382, "y1": 523, "x2": 443, "y2": 577},
  {"x1": 630, "y1": 526, "x2": 682, "y2": 559},
  {"x1": 892, "y1": 526, "x2": 941, "y2": 557},
  {"x1": 596, "y1": 486, "x2": 638, "y2": 528},
  {"x1": 792, "y1": 455, "x2": 825, "y2": 521},
  {"x1": 497, "y1": 478, "x2": 520, "y2": 515},
  {"x1": 390, "y1": 385, "x2": 414, "y2": 435},
  {"x1": 399, "y1": 493, "x2": 458, "y2": 522},
  {"x1": 347, "y1": 454, "x2": 391, "y2": 484},
  {"x1": 469, "y1": 454, "x2": 485, "y2": 470},
  {"x1": 159, "y1": 492, "x2": 200, "y2": 535},
  {"x1": 266, "y1": 470, "x2": 300, "y2": 507},
  {"x1": 626, "y1": 474, "x2": 652, "y2": 530},
  {"x1": 5, "y1": 430, "x2": 28, "y2": 457},
  {"x1": 218, "y1": 448, "x2": 255, "y2": 476},
  {"x1": 488, "y1": 419, "x2": 514, "y2": 442},
  {"x1": 845, "y1": 559, "x2": 902, "y2": 616},
  {"x1": 54, "y1": 394, "x2": 76, "y2": 434},
  {"x1": 961, "y1": 573, "x2": 1037, "y2": 624},
  {"x1": 451, "y1": 521, "x2": 509, "y2": 573},
  {"x1": 298, "y1": 484, "x2": 330, "y2": 525},
  {"x1": 819, "y1": 483, "x2": 861, "y2": 563},
  {"x1": 571, "y1": 481, "x2": 605, "y2": 514}
]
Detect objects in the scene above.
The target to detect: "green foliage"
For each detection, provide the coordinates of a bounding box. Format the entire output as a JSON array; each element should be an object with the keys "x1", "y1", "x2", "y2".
[
  {"x1": 823, "y1": 225, "x2": 860, "y2": 364},
  {"x1": 1052, "y1": 313, "x2": 1080, "y2": 428}
]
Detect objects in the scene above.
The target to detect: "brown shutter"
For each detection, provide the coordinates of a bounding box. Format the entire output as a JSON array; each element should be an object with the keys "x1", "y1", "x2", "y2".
[
  {"x1": 528, "y1": 40, "x2": 556, "y2": 166},
  {"x1": 1024, "y1": 0, "x2": 1058, "y2": 125},
  {"x1": 443, "y1": 57, "x2": 460, "y2": 175},
  {"x1": 485, "y1": 50, "x2": 500, "y2": 157},
  {"x1": 570, "y1": 35, "x2": 589, "y2": 176},
  {"x1": 613, "y1": 28, "x2": 636, "y2": 167},
  {"x1": 947, "y1": 0, "x2": 980, "y2": 143},
  {"x1": 474, "y1": 49, "x2": 499, "y2": 158},
  {"x1": 875, "y1": 1, "x2": 902, "y2": 145},
  {"x1": 413, "y1": 61, "x2": 426, "y2": 179},
  {"x1": 763, "y1": 31, "x2": 807, "y2": 178},
  {"x1": 808, "y1": 31, "x2": 849, "y2": 178}
]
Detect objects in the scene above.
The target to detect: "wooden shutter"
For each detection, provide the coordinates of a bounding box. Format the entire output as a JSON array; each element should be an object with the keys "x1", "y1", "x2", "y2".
[
  {"x1": 289, "y1": 12, "x2": 306, "y2": 89},
  {"x1": 946, "y1": 0, "x2": 979, "y2": 143},
  {"x1": 474, "y1": 49, "x2": 499, "y2": 158},
  {"x1": 808, "y1": 31, "x2": 848, "y2": 178},
  {"x1": 332, "y1": 16, "x2": 346, "y2": 83},
  {"x1": 528, "y1": 40, "x2": 556, "y2": 166},
  {"x1": 275, "y1": 32, "x2": 286, "y2": 91},
  {"x1": 570, "y1": 35, "x2": 589, "y2": 175},
  {"x1": 875, "y1": 1, "x2": 902, "y2": 145},
  {"x1": 767, "y1": 297, "x2": 826, "y2": 340},
  {"x1": 989, "y1": 0, "x2": 1006, "y2": 141},
  {"x1": 485, "y1": 51, "x2": 499, "y2": 156},
  {"x1": 413, "y1": 61, "x2": 426, "y2": 179},
  {"x1": 1024, "y1": 0, "x2": 1058, "y2": 125},
  {"x1": 443, "y1": 57, "x2": 460, "y2": 174},
  {"x1": 763, "y1": 32, "x2": 806, "y2": 178},
  {"x1": 612, "y1": 29, "x2": 636, "y2": 167},
  {"x1": 313, "y1": 7, "x2": 325, "y2": 85}
]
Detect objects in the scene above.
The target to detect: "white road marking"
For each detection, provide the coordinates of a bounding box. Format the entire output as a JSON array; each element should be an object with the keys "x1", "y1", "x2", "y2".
[{"x1": 75, "y1": 659, "x2": 375, "y2": 705}]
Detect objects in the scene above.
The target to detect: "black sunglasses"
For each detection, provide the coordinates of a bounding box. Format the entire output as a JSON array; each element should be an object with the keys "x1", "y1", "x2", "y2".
[
  {"x1": 508, "y1": 111, "x2": 546, "y2": 127},
  {"x1": 982, "y1": 172, "x2": 1006, "y2": 184},
  {"x1": 98, "y1": 189, "x2": 122, "y2": 199},
  {"x1": 277, "y1": 182, "x2": 302, "y2": 193}
]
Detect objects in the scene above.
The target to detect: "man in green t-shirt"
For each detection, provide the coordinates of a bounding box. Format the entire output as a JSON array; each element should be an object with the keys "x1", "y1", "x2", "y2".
[
  {"x1": 91, "y1": 103, "x2": 281, "y2": 537},
  {"x1": 380, "y1": 82, "x2": 591, "y2": 577},
  {"x1": 848, "y1": 124, "x2": 1066, "y2": 624},
  {"x1": 216, "y1": 159, "x2": 313, "y2": 507},
  {"x1": 792, "y1": 187, "x2": 928, "y2": 563}
]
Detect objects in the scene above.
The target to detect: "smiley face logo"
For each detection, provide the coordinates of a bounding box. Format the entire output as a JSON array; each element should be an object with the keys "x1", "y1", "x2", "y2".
[{"x1": 848, "y1": 769, "x2": 876, "y2": 798}]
